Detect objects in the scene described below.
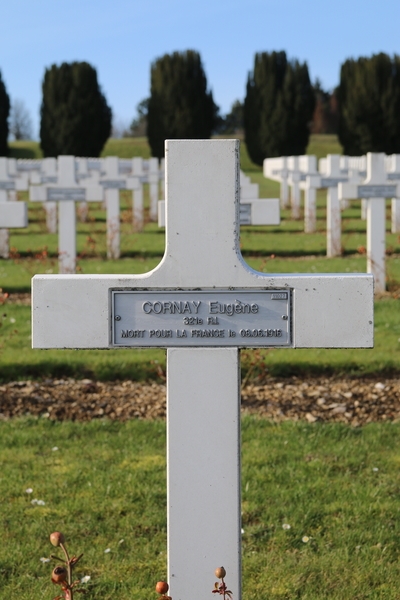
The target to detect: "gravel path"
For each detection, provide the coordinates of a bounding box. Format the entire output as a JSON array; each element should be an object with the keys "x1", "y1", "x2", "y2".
[{"x1": 1, "y1": 376, "x2": 399, "y2": 425}]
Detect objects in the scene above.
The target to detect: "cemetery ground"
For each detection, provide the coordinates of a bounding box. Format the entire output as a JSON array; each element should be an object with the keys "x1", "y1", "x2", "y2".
[{"x1": 1, "y1": 135, "x2": 400, "y2": 599}]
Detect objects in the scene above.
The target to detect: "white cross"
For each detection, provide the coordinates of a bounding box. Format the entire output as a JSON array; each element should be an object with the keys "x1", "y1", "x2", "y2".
[
  {"x1": 30, "y1": 156, "x2": 104, "y2": 274},
  {"x1": 263, "y1": 156, "x2": 289, "y2": 208},
  {"x1": 30, "y1": 158, "x2": 58, "y2": 233},
  {"x1": 0, "y1": 157, "x2": 29, "y2": 258},
  {"x1": 99, "y1": 157, "x2": 141, "y2": 259},
  {"x1": 32, "y1": 140, "x2": 373, "y2": 600},
  {"x1": 302, "y1": 155, "x2": 361, "y2": 256},
  {"x1": 339, "y1": 152, "x2": 398, "y2": 293}
]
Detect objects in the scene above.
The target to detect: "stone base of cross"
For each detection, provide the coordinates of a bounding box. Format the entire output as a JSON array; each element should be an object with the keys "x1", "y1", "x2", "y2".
[{"x1": 32, "y1": 140, "x2": 373, "y2": 600}]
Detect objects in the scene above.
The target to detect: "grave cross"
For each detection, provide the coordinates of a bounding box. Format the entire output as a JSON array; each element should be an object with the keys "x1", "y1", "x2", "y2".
[
  {"x1": 339, "y1": 152, "x2": 398, "y2": 293},
  {"x1": 30, "y1": 156, "x2": 104, "y2": 273},
  {"x1": 30, "y1": 158, "x2": 58, "y2": 233},
  {"x1": 303, "y1": 154, "x2": 356, "y2": 255},
  {"x1": 99, "y1": 157, "x2": 141, "y2": 259},
  {"x1": 32, "y1": 140, "x2": 373, "y2": 600},
  {"x1": 263, "y1": 156, "x2": 289, "y2": 208}
]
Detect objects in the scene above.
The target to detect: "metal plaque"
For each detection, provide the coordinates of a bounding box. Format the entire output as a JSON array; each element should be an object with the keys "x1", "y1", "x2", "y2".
[
  {"x1": 239, "y1": 204, "x2": 252, "y2": 225},
  {"x1": 357, "y1": 184, "x2": 397, "y2": 198},
  {"x1": 47, "y1": 188, "x2": 86, "y2": 201},
  {"x1": 111, "y1": 289, "x2": 292, "y2": 348},
  {"x1": 0, "y1": 181, "x2": 16, "y2": 190},
  {"x1": 320, "y1": 177, "x2": 348, "y2": 188},
  {"x1": 100, "y1": 180, "x2": 127, "y2": 189}
]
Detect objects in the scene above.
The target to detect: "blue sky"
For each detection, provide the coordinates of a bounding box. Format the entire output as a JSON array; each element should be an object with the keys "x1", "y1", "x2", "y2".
[{"x1": 2, "y1": 0, "x2": 400, "y2": 138}]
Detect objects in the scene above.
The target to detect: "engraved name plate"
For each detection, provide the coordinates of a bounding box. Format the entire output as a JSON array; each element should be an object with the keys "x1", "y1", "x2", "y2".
[
  {"x1": 320, "y1": 177, "x2": 347, "y2": 187},
  {"x1": 357, "y1": 185, "x2": 396, "y2": 198},
  {"x1": 111, "y1": 289, "x2": 292, "y2": 348},
  {"x1": 47, "y1": 188, "x2": 86, "y2": 201},
  {"x1": 239, "y1": 204, "x2": 252, "y2": 225},
  {"x1": 0, "y1": 181, "x2": 16, "y2": 190},
  {"x1": 101, "y1": 180, "x2": 127, "y2": 189}
]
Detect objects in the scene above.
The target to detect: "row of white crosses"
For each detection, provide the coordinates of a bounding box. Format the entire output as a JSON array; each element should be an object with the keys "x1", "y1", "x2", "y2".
[
  {"x1": 338, "y1": 153, "x2": 400, "y2": 293},
  {"x1": 301, "y1": 154, "x2": 360, "y2": 256},
  {"x1": 303, "y1": 152, "x2": 399, "y2": 293},
  {"x1": 264, "y1": 152, "x2": 400, "y2": 293},
  {"x1": 29, "y1": 156, "x2": 163, "y2": 231},
  {"x1": 157, "y1": 170, "x2": 280, "y2": 228},
  {"x1": 32, "y1": 140, "x2": 374, "y2": 600},
  {"x1": 0, "y1": 158, "x2": 29, "y2": 257},
  {"x1": 263, "y1": 155, "x2": 318, "y2": 229},
  {"x1": 27, "y1": 156, "x2": 164, "y2": 272},
  {"x1": 264, "y1": 153, "x2": 400, "y2": 232}
]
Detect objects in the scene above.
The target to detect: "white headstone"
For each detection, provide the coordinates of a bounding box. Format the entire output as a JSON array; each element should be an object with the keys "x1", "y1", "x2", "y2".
[{"x1": 32, "y1": 140, "x2": 373, "y2": 600}]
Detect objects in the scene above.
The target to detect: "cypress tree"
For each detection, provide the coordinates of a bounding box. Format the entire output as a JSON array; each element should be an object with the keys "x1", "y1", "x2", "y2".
[
  {"x1": 147, "y1": 50, "x2": 218, "y2": 158},
  {"x1": 0, "y1": 71, "x2": 10, "y2": 156},
  {"x1": 244, "y1": 51, "x2": 315, "y2": 165},
  {"x1": 40, "y1": 62, "x2": 112, "y2": 157},
  {"x1": 338, "y1": 53, "x2": 400, "y2": 155}
]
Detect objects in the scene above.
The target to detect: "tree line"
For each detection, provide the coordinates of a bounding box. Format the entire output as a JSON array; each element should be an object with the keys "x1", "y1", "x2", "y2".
[{"x1": 1, "y1": 50, "x2": 400, "y2": 161}]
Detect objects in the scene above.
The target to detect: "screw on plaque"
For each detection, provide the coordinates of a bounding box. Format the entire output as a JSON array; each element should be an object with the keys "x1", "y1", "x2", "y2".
[
  {"x1": 282, "y1": 315, "x2": 288, "y2": 320},
  {"x1": 114, "y1": 315, "x2": 121, "y2": 321}
]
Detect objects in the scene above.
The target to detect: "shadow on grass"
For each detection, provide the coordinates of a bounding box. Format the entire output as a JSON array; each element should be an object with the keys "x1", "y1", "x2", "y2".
[{"x1": 0, "y1": 359, "x2": 167, "y2": 383}]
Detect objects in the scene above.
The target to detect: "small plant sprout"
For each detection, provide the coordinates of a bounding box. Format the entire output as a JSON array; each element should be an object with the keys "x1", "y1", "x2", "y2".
[
  {"x1": 212, "y1": 566, "x2": 233, "y2": 600},
  {"x1": 48, "y1": 531, "x2": 86, "y2": 599},
  {"x1": 155, "y1": 580, "x2": 172, "y2": 600}
]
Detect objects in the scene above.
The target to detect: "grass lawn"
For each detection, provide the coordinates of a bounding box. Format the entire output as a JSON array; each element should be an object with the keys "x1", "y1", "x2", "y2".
[{"x1": 0, "y1": 417, "x2": 399, "y2": 600}]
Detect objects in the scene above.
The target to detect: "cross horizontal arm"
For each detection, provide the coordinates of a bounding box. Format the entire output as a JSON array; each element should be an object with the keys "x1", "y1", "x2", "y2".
[{"x1": 32, "y1": 272, "x2": 373, "y2": 349}]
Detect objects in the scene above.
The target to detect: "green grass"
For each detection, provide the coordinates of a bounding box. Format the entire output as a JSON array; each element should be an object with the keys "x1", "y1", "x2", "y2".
[
  {"x1": 8, "y1": 133, "x2": 342, "y2": 164},
  {"x1": 1, "y1": 417, "x2": 400, "y2": 599},
  {"x1": 8, "y1": 140, "x2": 43, "y2": 159}
]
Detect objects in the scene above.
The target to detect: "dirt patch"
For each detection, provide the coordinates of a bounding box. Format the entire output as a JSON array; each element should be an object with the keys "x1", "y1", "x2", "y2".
[{"x1": 0, "y1": 376, "x2": 399, "y2": 425}]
